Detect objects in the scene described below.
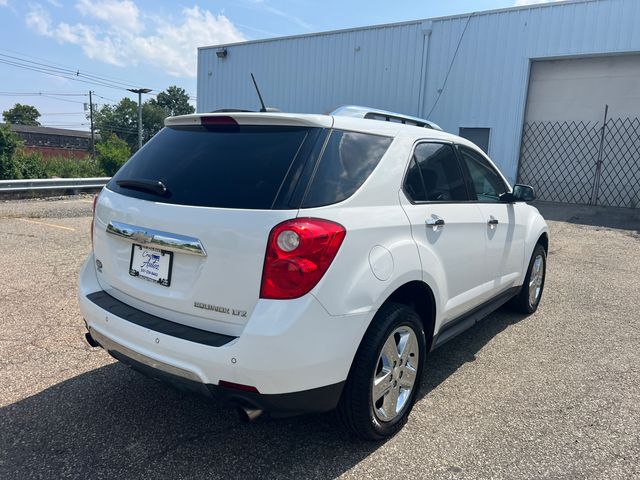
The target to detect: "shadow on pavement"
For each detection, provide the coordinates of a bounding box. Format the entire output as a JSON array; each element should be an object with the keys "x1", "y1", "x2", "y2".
[
  {"x1": 533, "y1": 200, "x2": 640, "y2": 232},
  {"x1": 0, "y1": 308, "x2": 526, "y2": 480}
]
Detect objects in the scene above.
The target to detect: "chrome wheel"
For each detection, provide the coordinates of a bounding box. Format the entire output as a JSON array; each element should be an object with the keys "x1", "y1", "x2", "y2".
[
  {"x1": 528, "y1": 254, "x2": 544, "y2": 307},
  {"x1": 372, "y1": 326, "x2": 420, "y2": 422}
]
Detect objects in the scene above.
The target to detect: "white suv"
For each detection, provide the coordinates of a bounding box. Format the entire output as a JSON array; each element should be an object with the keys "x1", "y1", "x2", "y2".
[{"x1": 79, "y1": 107, "x2": 548, "y2": 440}]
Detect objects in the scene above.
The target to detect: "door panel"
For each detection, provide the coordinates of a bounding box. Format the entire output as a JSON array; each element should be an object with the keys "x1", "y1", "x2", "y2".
[
  {"x1": 400, "y1": 142, "x2": 489, "y2": 325},
  {"x1": 401, "y1": 199, "x2": 488, "y2": 322},
  {"x1": 475, "y1": 203, "x2": 525, "y2": 292},
  {"x1": 458, "y1": 145, "x2": 526, "y2": 294}
]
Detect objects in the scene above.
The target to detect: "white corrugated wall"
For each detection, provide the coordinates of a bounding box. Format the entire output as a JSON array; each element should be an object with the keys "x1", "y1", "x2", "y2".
[{"x1": 197, "y1": 0, "x2": 640, "y2": 182}]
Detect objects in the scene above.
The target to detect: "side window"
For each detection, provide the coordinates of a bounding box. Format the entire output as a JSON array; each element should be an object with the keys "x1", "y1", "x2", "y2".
[
  {"x1": 404, "y1": 143, "x2": 468, "y2": 202},
  {"x1": 459, "y1": 146, "x2": 508, "y2": 203},
  {"x1": 301, "y1": 130, "x2": 392, "y2": 208}
]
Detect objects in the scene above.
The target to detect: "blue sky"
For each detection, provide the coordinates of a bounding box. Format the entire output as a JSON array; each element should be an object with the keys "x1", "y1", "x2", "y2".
[{"x1": 0, "y1": 0, "x2": 558, "y2": 129}]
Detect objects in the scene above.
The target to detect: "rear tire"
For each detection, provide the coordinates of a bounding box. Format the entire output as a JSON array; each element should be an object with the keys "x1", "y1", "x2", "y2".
[
  {"x1": 336, "y1": 302, "x2": 426, "y2": 441},
  {"x1": 510, "y1": 244, "x2": 547, "y2": 314}
]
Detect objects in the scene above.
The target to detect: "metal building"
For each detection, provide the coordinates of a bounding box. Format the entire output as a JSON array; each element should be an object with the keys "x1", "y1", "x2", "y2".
[{"x1": 197, "y1": 0, "x2": 640, "y2": 207}]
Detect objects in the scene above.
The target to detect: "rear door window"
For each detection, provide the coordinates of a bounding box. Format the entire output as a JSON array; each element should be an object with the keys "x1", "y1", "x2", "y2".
[
  {"x1": 108, "y1": 125, "x2": 316, "y2": 209},
  {"x1": 404, "y1": 143, "x2": 469, "y2": 202}
]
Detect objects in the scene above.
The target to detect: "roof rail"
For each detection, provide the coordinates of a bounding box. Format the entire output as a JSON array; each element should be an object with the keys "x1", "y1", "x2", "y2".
[{"x1": 330, "y1": 105, "x2": 442, "y2": 131}]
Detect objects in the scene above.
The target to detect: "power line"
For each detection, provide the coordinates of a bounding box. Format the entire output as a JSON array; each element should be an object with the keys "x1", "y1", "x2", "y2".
[
  {"x1": 0, "y1": 57, "x2": 134, "y2": 91},
  {"x1": 0, "y1": 91, "x2": 88, "y2": 96},
  {"x1": 0, "y1": 47, "x2": 164, "y2": 92},
  {"x1": 0, "y1": 54, "x2": 159, "y2": 93},
  {"x1": 0, "y1": 52, "x2": 154, "y2": 91}
]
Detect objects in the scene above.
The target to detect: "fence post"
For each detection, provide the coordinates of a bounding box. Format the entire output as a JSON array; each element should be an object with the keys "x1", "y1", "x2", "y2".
[{"x1": 590, "y1": 104, "x2": 609, "y2": 205}]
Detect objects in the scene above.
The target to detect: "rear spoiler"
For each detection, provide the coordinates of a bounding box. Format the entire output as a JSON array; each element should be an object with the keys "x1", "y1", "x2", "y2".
[{"x1": 165, "y1": 113, "x2": 333, "y2": 128}]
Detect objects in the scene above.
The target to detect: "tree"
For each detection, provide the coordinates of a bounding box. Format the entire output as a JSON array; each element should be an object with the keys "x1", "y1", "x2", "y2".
[
  {"x1": 2, "y1": 103, "x2": 41, "y2": 126},
  {"x1": 96, "y1": 134, "x2": 131, "y2": 176},
  {"x1": 92, "y1": 86, "x2": 195, "y2": 151},
  {"x1": 0, "y1": 124, "x2": 46, "y2": 179},
  {"x1": 0, "y1": 124, "x2": 22, "y2": 179},
  {"x1": 93, "y1": 98, "x2": 138, "y2": 151},
  {"x1": 142, "y1": 101, "x2": 167, "y2": 143},
  {"x1": 150, "y1": 85, "x2": 195, "y2": 117}
]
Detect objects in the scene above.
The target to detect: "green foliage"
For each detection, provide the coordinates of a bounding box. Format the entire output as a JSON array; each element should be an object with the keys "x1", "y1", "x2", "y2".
[
  {"x1": 0, "y1": 124, "x2": 107, "y2": 179},
  {"x1": 43, "y1": 156, "x2": 104, "y2": 178},
  {"x1": 12, "y1": 150, "x2": 47, "y2": 179},
  {"x1": 149, "y1": 85, "x2": 195, "y2": 117},
  {"x1": 2, "y1": 103, "x2": 41, "y2": 126},
  {"x1": 96, "y1": 134, "x2": 131, "y2": 176},
  {"x1": 142, "y1": 102, "x2": 167, "y2": 144},
  {"x1": 0, "y1": 124, "x2": 24, "y2": 179},
  {"x1": 93, "y1": 98, "x2": 139, "y2": 151}
]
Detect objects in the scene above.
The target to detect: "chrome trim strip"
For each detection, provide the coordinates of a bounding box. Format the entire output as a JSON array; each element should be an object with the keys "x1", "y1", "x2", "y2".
[
  {"x1": 89, "y1": 327, "x2": 202, "y2": 383},
  {"x1": 106, "y1": 221, "x2": 207, "y2": 257}
]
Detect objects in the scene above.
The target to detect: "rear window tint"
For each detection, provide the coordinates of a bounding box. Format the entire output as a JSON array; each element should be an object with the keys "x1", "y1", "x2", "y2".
[
  {"x1": 108, "y1": 125, "x2": 314, "y2": 209},
  {"x1": 301, "y1": 130, "x2": 392, "y2": 208}
]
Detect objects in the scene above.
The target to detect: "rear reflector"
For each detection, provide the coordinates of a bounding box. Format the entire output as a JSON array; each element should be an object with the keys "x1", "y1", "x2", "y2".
[
  {"x1": 219, "y1": 380, "x2": 260, "y2": 393},
  {"x1": 200, "y1": 115, "x2": 238, "y2": 126}
]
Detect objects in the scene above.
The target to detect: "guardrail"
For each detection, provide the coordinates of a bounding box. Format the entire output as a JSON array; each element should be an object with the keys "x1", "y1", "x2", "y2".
[{"x1": 0, "y1": 177, "x2": 110, "y2": 198}]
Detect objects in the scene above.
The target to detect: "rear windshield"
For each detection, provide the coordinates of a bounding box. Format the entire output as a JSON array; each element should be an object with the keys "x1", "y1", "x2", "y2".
[
  {"x1": 108, "y1": 124, "x2": 392, "y2": 209},
  {"x1": 108, "y1": 125, "x2": 313, "y2": 209}
]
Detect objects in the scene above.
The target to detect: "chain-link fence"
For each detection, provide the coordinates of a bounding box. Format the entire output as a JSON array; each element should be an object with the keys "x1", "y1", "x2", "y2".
[{"x1": 518, "y1": 114, "x2": 640, "y2": 208}]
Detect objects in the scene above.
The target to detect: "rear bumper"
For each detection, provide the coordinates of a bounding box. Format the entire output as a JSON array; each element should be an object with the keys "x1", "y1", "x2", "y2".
[
  {"x1": 78, "y1": 253, "x2": 372, "y2": 413},
  {"x1": 86, "y1": 327, "x2": 344, "y2": 415}
]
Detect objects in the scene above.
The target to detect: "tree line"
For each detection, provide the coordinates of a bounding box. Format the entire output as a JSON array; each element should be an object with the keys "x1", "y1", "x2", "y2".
[{"x1": 0, "y1": 86, "x2": 195, "y2": 179}]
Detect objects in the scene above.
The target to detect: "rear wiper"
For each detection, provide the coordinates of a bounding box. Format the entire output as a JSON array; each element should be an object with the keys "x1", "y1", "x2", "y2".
[{"x1": 116, "y1": 178, "x2": 169, "y2": 196}]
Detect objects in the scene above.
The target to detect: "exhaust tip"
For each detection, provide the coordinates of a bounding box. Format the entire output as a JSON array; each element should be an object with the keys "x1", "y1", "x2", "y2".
[
  {"x1": 85, "y1": 332, "x2": 100, "y2": 348},
  {"x1": 237, "y1": 406, "x2": 263, "y2": 422}
]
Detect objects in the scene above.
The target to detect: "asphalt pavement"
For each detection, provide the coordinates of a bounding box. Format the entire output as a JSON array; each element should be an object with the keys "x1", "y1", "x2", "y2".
[{"x1": 0, "y1": 196, "x2": 638, "y2": 479}]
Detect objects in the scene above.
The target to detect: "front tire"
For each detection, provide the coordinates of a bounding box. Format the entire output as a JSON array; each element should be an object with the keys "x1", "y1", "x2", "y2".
[
  {"x1": 510, "y1": 243, "x2": 547, "y2": 314},
  {"x1": 336, "y1": 302, "x2": 426, "y2": 440}
]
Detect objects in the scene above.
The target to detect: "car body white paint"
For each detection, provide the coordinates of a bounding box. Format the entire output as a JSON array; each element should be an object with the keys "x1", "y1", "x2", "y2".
[{"x1": 79, "y1": 111, "x2": 548, "y2": 398}]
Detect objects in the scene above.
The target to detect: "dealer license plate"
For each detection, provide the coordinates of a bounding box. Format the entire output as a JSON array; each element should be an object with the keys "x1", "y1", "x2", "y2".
[{"x1": 129, "y1": 244, "x2": 173, "y2": 287}]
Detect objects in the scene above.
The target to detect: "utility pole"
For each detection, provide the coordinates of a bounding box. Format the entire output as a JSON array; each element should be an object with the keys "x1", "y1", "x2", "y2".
[
  {"x1": 88, "y1": 90, "x2": 95, "y2": 159},
  {"x1": 127, "y1": 87, "x2": 152, "y2": 150}
]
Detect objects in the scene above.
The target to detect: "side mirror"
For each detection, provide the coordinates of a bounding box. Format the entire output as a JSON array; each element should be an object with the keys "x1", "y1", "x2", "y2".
[
  {"x1": 511, "y1": 184, "x2": 535, "y2": 202},
  {"x1": 500, "y1": 184, "x2": 535, "y2": 203}
]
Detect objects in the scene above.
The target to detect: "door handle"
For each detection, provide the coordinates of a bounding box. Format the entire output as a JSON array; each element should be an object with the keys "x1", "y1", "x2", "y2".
[
  {"x1": 426, "y1": 216, "x2": 445, "y2": 231},
  {"x1": 488, "y1": 216, "x2": 499, "y2": 229}
]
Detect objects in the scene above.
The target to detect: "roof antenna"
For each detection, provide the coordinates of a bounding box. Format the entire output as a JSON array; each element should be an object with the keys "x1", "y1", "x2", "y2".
[{"x1": 250, "y1": 73, "x2": 267, "y2": 112}]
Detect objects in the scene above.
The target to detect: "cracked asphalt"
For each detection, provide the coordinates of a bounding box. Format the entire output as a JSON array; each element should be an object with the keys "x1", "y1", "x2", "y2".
[{"x1": 0, "y1": 196, "x2": 639, "y2": 479}]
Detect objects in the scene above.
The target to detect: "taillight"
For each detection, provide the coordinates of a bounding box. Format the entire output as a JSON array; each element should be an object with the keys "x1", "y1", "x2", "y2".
[
  {"x1": 260, "y1": 218, "x2": 346, "y2": 300},
  {"x1": 90, "y1": 195, "x2": 98, "y2": 249}
]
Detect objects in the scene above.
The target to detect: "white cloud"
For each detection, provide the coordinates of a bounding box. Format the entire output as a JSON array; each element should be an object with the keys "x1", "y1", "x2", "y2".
[
  {"x1": 25, "y1": 2, "x2": 245, "y2": 77},
  {"x1": 76, "y1": 0, "x2": 141, "y2": 32},
  {"x1": 25, "y1": 5, "x2": 52, "y2": 35},
  {"x1": 0, "y1": 0, "x2": 8, "y2": 6},
  {"x1": 515, "y1": 0, "x2": 562, "y2": 6},
  {"x1": 132, "y1": 6, "x2": 244, "y2": 77}
]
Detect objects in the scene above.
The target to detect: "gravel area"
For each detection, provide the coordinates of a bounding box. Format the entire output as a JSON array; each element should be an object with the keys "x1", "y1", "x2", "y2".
[{"x1": 0, "y1": 197, "x2": 638, "y2": 479}]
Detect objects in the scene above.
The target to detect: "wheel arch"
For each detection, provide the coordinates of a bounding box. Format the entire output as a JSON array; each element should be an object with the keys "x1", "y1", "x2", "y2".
[
  {"x1": 379, "y1": 280, "x2": 437, "y2": 350},
  {"x1": 537, "y1": 231, "x2": 549, "y2": 252}
]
